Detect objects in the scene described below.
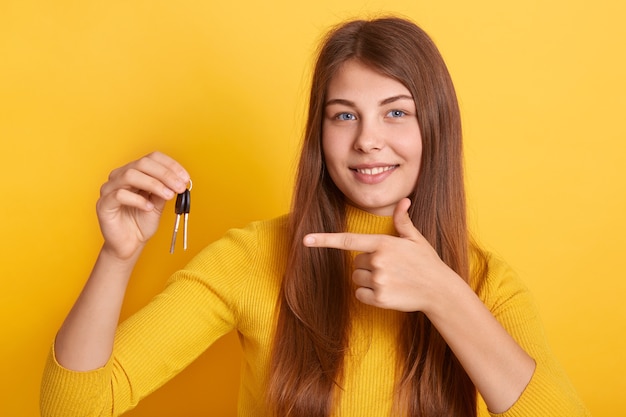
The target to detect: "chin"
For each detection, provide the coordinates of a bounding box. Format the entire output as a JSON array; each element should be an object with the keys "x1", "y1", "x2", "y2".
[{"x1": 352, "y1": 201, "x2": 395, "y2": 216}]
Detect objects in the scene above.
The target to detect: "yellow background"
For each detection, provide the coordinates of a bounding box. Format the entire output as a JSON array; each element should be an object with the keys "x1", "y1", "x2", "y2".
[{"x1": 1, "y1": 0, "x2": 624, "y2": 415}]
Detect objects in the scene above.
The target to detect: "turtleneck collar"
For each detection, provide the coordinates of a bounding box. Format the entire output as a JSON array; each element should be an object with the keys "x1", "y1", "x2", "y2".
[{"x1": 345, "y1": 204, "x2": 397, "y2": 236}]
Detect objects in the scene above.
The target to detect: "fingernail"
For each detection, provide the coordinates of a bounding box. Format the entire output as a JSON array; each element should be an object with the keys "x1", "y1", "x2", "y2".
[{"x1": 303, "y1": 235, "x2": 315, "y2": 246}]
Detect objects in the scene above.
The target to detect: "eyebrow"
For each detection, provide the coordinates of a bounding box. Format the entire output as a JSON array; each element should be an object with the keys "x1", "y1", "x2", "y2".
[{"x1": 325, "y1": 94, "x2": 414, "y2": 107}]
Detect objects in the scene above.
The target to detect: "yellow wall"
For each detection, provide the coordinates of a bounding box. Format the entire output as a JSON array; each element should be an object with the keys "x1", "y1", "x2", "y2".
[{"x1": 1, "y1": 0, "x2": 623, "y2": 415}]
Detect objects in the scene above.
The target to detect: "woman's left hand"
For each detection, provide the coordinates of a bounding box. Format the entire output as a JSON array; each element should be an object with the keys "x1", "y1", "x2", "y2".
[
  {"x1": 305, "y1": 198, "x2": 538, "y2": 412},
  {"x1": 303, "y1": 198, "x2": 459, "y2": 313}
]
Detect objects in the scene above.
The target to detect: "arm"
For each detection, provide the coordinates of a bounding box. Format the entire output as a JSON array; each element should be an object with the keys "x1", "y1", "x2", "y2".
[
  {"x1": 303, "y1": 198, "x2": 588, "y2": 415},
  {"x1": 423, "y1": 267, "x2": 535, "y2": 413},
  {"x1": 54, "y1": 151, "x2": 190, "y2": 371},
  {"x1": 473, "y1": 256, "x2": 591, "y2": 417}
]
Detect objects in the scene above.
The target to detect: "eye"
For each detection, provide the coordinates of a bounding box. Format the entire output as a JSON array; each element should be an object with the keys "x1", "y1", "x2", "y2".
[
  {"x1": 336, "y1": 112, "x2": 356, "y2": 121},
  {"x1": 387, "y1": 110, "x2": 406, "y2": 118}
]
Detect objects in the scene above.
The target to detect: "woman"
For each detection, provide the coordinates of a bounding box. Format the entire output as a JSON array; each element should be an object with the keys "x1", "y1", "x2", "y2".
[{"x1": 41, "y1": 17, "x2": 590, "y2": 416}]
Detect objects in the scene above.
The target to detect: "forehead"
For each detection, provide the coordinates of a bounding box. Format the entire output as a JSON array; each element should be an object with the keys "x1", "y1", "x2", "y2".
[{"x1": 326, "y1": 59, "x2": 412, "y2": 101}]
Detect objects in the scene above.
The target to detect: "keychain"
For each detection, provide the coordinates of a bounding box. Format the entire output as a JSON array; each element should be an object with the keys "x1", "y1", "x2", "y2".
[{"x1": 169, "y1": 179, "x2": 192, "y2": 253}]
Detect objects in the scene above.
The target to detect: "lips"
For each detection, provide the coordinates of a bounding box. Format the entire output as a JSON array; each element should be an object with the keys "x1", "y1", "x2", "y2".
[
  {"x1": 353, "y1": 165, "x2": 397, "y2": 175},
  {"x1": 350, "y1": 164, "x2": 398, "y2": 175},
  {"x1": 349, "y1": 164, "x2": 398, "y2": 184}
]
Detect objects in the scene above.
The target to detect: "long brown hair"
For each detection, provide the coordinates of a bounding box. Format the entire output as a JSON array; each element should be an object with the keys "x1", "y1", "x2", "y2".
[{"x1": 268, "y1": 17, "x2": 478, "y2": 416}]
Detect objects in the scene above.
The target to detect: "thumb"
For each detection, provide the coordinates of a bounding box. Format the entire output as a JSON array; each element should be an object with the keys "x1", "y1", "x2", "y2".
[{"x1": 393, "y1": 198, "x2": 421, "y2": 241}]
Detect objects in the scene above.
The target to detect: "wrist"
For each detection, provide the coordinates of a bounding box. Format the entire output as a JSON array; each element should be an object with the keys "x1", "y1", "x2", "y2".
[
  {"x1": 97, "y1": 242, "x2": 143, "y2": 275},
  {"x1": 100, "y1": 240, "x2": 145, "y2": 263},
  {"x1": 422, "y1": 266, "x2": 472, "y2": 321}
]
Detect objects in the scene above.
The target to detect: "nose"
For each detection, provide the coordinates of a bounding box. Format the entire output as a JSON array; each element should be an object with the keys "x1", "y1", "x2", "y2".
[{"x1": 353, "y1": 119, "x2": 384, "y2": 153}]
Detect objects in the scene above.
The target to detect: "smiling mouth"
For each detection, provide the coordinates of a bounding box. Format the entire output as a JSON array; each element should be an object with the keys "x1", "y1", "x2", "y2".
[{"x1": 352, "y1": 165, "x2": 398, "y2": 175}]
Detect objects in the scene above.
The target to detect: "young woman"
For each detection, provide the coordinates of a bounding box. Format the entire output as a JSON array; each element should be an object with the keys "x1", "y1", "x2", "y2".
[{"x1": 40, "y1": 17, "x2": 590, "y2": 417}]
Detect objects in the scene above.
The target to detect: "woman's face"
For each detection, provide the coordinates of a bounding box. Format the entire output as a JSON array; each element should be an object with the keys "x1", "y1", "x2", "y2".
[{"x1": 322, "y1": 59, "x2": 423, "y2": 216}]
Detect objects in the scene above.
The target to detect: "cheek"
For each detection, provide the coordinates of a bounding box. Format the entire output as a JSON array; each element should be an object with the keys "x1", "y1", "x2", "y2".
[
  {"x1": 407, "y1": 127, "x2": 423, "y2": 161},
  {"x1": 411, "y1": 147, "x2": 423, "y2": 183},
  {"x1": 396, "y1": 129, "x2": 423, "y2": 162},
  {"x1": 399, "y1": 131, "x2": 423, "y2": 185},
  {"x1": 321, "y1": 137, "x2": 332, "y2": 167},
  {"x1": 321, "y1": 131, "x2": 342, "y2": 167},
  {"x1": 321, "y1": 136, "x2": 339, "y2": 186}
]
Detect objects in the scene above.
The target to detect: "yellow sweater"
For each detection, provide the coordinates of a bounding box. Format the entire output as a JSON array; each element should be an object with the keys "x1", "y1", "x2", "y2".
[{"x1": 40, "y1": 206, "x2": 590, "y2": 416}]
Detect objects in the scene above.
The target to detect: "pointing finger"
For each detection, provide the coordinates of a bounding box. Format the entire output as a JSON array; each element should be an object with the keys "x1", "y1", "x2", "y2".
[{"x1": 303, "y1": 232, "x2": 382, "y2": 253}]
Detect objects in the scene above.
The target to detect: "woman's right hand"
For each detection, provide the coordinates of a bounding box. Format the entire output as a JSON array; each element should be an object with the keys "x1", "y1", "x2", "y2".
[{"x1": 96, "y1": 151, "x2": 190, "y2": 260}]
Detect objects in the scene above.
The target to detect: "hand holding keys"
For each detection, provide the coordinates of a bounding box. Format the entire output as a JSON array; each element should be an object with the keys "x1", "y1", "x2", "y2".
[{"x1": 169, "y1": 179, "x2": 192, "y2": 253}]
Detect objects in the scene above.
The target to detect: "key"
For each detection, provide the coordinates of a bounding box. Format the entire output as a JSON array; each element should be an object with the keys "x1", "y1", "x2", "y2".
[{"x1": 169, "y1": 181, "x2": 191, "y2": 253}]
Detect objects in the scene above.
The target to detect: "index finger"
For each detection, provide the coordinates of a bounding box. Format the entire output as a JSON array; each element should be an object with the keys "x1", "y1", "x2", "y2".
[
  {"x1": 303, "y1": 232, "x2": 381, "y2": 252},
  {"x1": 105, "y1": 152, "x2": 190, "y2": 197},
  {"x1": 141, "y1": 151, "x2": 191, "y2": 191}
]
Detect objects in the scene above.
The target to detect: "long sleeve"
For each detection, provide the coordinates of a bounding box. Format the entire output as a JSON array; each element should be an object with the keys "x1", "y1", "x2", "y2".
[
  {"x1": 40, "y1": 219, "x2": 270, "y2": 417},
  {"x1": 41, "y1": 209, "x2": 591, "y2": 416},
  {"x1": 473, "y1": 254, "x2": 591, "y2": 417}
]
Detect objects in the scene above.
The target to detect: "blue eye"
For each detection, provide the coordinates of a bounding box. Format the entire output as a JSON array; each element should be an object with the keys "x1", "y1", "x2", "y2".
[
  {"x1": 337, "y1": 112, "x2": 356, "y2": 121},
  {"x1": 388, "y1": 110, "x2": 406, "y2": 118}
]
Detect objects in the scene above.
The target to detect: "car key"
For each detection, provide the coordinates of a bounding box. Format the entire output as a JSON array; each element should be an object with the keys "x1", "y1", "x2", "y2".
[{"x1": 169, "y1": 180, "x2": 191, "y2": 253}]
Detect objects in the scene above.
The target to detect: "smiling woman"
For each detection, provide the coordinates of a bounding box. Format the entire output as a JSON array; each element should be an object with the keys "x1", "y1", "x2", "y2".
[
  {"x1": 39, "y1": 16, "x2": 590, "y2": 417},
  {"x1": 322, "y1": 60, "x2": 422, "y2": 216}
]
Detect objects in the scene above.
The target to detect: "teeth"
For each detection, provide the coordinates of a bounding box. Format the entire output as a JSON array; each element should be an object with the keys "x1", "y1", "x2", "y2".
[{"x1": 356, "y1": 166, "x2": 395, "y2": 175}]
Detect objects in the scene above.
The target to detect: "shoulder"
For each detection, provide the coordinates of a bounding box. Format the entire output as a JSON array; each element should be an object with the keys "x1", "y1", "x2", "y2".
[
  {"x1": 184, "y1": 214, "x2": 290, "y2": 271},
  {"x1": 246, "y1": 213, "x2": 290, "y2": 238},
  {"x1": 469, "y1": 247, "x2": 535, "y2": 318},
  {"x1": 226, "y1": 214, "x2": 290, "y2": 253}
]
